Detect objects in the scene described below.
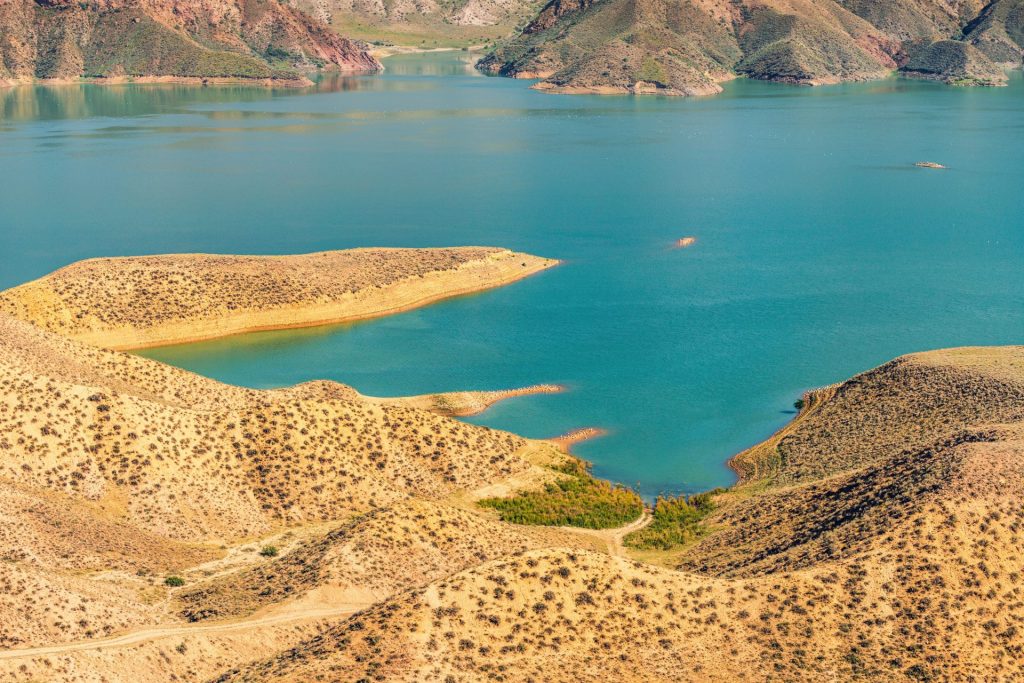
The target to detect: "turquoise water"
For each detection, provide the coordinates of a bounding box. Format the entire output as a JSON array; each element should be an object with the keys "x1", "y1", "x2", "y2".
[{"x1": 2, "y1": 54, "x2": 1023, "y2": 497}]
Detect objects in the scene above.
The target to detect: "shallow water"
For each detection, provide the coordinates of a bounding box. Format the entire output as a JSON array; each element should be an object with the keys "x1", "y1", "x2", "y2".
[{"x1": 2, "y1": 54, "x2": 1023, "y2": 497}]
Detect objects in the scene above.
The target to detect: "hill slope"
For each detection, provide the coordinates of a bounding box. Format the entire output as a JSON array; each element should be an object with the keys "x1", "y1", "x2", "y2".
[
  {"x1": 293, "y1": 0, "x2": 546, "y2": 48},
  {"x1": 0, "y1": 0, "x2": 380, "y2": 87},
  {"x1": 0, "y1": 246, "x2": 572, "y2": 665},
  {"x1": 215, "y1": 347, "x2": 1024, "y2": 682},
  {"x1": 479, "y1": 0, "x2": 1019, "y2": 94},
  {"x1": 2, "y1": 250, "x2": 1024, "y2": 682}
]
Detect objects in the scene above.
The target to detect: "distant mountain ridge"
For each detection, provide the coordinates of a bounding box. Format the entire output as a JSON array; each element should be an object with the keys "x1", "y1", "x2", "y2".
[
  {"x1": 0, "y1": 0, "x2": 381, "y2": 87},
  {"x1": 478, "y1": 0, "x2": 1023, "y2": 94}
]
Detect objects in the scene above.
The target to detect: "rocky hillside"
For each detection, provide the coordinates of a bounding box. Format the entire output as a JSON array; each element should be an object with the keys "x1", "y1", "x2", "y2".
[
  {"x1": 0, "y1": 0, "x2": 380, "y2": 87},
  {"x1": 479, "y1": 0, "x2": 1021, "y2": 94}
]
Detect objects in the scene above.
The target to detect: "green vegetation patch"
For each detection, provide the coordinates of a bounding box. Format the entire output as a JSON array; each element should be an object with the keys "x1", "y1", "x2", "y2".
[
  {"x1": 478, "y1": 461, "x2": 643, "y2": 529},
  {"x1": 624, "y1": 489, "x2": 723, "y2": 550},
  {"x1": 637, "y1": 56, "x2": 668, "y2": 84}
]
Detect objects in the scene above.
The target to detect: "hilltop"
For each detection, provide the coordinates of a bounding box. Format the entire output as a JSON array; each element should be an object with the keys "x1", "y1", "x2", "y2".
[
  {"x1": 0, "y1": 0, "x2": 380, "y2": 88},
  {"x1": 479, "y1": 0, "x2": 1021, "y2": 95},
  {"x1": 1, "y1": 248, "x2": 1023, "y2": 682}
]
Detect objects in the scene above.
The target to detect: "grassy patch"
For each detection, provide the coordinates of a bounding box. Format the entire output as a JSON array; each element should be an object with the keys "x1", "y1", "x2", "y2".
[
  {"x1": 478, "y1": 461, "x2": 643, "y2": 529},
  {"x1": 624, "y1": 489, "x2": 724, "y2": 550}
]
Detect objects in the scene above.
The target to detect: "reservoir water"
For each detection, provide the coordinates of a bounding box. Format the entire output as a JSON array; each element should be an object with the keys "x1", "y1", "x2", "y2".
[{"x1": 2, "y1": 53, "x2": 1023, "y2": 496}]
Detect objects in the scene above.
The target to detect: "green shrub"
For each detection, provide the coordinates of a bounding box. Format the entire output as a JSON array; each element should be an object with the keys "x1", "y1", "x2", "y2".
[
  {"x1": 624, "y1": 488, "x2": 724, "y2": 550},
  {"x1": 259, "y1": 545, "x2": 279, "y2": 558},
  {"x1": 164, "y1": 575, "x2": 185, "y2": 587},
  {"x1": 265, "y1": 45, "x2": 292, "y2": 61},
  {"x1": 478, "y1": 460, "x2": 643, "y2": 529},
  {"x1": 638, "y1": 56, "x2": 668, "y2": 84}
]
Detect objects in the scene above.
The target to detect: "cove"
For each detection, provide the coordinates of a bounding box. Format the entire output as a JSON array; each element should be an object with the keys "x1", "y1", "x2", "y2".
[{"x1": 2, "y1": 53, "x2": 1023, "y2": 497}]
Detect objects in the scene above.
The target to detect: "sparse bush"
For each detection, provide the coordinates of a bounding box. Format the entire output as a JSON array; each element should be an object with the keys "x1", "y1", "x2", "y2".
[
  {"x1": 478, "y1": 460, "x2": 643, "y2": 529},
  {"x1": 165, "y1": 576, "x2": 185, "y2": 587},
  {"x1": 260, "y1": 545, "x2": 279, "y2": 557}
]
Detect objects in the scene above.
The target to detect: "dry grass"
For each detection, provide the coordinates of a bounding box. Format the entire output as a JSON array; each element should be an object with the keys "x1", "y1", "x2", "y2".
[
  {"x1": 213, "y1": 348, "x2": 1024, "y2": 683},
  {"x1": 3, "y1": 252, "x2": 1024, "y2": 682},
  {"x1": 0, "y1": 248, "x2": 557, "y2": 349}
]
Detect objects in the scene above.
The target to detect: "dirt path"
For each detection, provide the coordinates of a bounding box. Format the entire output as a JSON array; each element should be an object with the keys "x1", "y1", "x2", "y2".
[
  {"x1": 0, "y1": 605, "x2": 366, "y2": 661},
  {"x1": 560, "y1": 511, "x2": 652, "y2": 557}
]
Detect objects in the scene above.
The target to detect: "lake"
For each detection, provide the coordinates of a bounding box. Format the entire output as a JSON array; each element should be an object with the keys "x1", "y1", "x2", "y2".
[{"x1": 2, "y1": 53, "x2": 1022, "y2": 497}]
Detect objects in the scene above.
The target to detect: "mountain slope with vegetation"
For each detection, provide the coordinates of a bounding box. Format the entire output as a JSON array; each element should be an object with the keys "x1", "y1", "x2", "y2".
[
  {"x1": 0, "y1": 0, "x2": 381, "y2": 87},
  {"x1": 293, "y1": 0, "x2": 546, "y2": 48},
  {"x1": 479, "y1": 0, "x2": 1021, "y2": 94}
]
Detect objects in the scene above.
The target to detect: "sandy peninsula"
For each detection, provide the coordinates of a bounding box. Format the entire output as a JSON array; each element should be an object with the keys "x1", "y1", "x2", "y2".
[{"x1": 0, "y1": 247, "x2": 558, "y2": 350}]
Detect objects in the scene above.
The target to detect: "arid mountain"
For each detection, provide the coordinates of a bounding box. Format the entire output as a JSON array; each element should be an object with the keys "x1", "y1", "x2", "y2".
[
  {"x1": 479, "y1": 0, "x2": 1020, "y2": 94},
  {"x1": 0, "y1": 0, "x2": 380, "y2": 87},
  {"x1": 1, "y1": 250, "x2": 1024, "y2": 682},
  {"x1": 292, "y1": 0, "x2": 546, "y2": 49},
  {"x1": 963, "y1": 0, "x2": 1024, "y2": 63}
]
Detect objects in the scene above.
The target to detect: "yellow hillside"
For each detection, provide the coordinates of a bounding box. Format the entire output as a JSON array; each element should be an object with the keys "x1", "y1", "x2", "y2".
[{"x1": 1, "y1": 249, "x2": 1023, "y2": 682}]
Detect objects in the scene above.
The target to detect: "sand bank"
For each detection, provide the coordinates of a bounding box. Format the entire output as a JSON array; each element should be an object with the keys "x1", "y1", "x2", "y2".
[
  {"x1": 549, "y1": 427, "x2": 609, "y2": 452},
  {"x1": 0, "y1": 247, "x2": 558, "y2": 350},
  {"x1": 370, "y1": 384, "x2": 564, "y2": 417}
]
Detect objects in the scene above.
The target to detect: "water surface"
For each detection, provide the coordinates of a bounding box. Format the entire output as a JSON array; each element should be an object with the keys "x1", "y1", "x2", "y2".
[{"x1": 3, "y1": 54, "x2": 1023, "y2": 496}]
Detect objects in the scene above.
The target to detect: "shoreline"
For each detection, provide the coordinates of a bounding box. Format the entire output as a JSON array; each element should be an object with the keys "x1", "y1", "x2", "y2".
[
  {"x1": 370, "y1": 384, "x2": 564, "y2": 417},
  {"x1": 549, "y1": 427, "x2": 608, "y2": 452},
  {"x1": 0, "y1": 75, "x2": 316, "y2": 90},
  {"x1": 725, "y1": 383, "x2": 841, "y2": 484},
  {"x1": 116, "y1": 260, "x2": 555, "y2": 351},
  {"x1": 0, "y1": 67, "x2": 385, "y2": 91}
]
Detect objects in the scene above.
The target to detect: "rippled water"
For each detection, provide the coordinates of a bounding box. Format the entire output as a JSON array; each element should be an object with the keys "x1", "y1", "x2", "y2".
[{"x1": 2, "y1": 54, "x2": 1023, "y2": 496}]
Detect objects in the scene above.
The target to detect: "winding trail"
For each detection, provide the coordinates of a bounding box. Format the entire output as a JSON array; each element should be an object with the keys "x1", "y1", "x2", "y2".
[
  {"x1": 561, "y1": 511, "x2": 652, "y2": 557},
  {"x1": 0, "y1": 605, "x2": 367, "y2": 661}
]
